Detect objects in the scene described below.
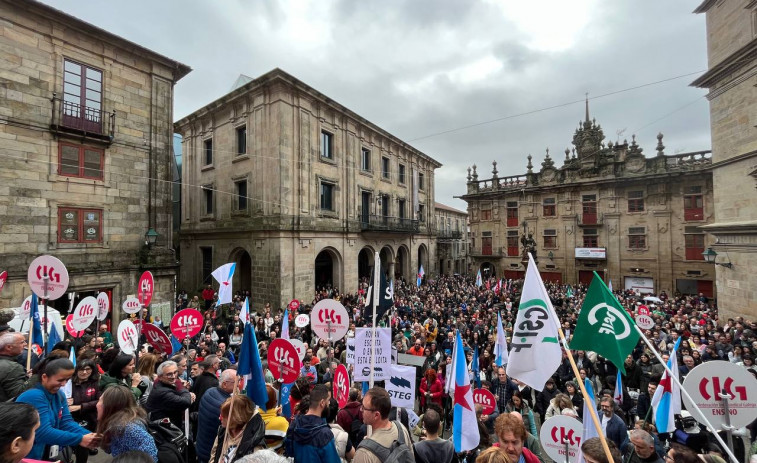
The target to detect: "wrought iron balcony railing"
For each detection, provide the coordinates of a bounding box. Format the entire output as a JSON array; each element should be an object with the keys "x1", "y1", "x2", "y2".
[
  {"x1": 360, "y1": 214, "x2": 419, "y2": 233},
  {"x1": 51, "y1": 95, "x2": 115, "y2": 143}
]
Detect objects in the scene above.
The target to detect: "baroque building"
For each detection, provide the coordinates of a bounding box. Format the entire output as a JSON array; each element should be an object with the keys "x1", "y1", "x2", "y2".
[
  {"x1": 434, "y1": 202, "x2": 469, "y2": 275},
  {"x1": 175, "y1": 69, "x2": 440, "y2": 311},
  {"x1": 0, "y1": 0, "x2": 190, "y2": 324},
  {"x1": 693, "y1": 0, "x2": 757, "y2": 320},
  {"x1": 461, "y1": 105, "x2": 716, "y2": 297}
]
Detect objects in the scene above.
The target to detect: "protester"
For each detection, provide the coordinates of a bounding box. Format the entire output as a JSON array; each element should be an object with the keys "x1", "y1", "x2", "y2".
[
  {"x1": 0, "y1": 402, "x2": 39, "y2": 463},
  {"x1": 493, "y1": 413, "x2": 540, "y2": 463},
  {"x1": 599, "y1": 397, "x2": 628, "y2": 449},
  {"x1": 285, "y1": 384, "x2": 342, "y2": 462},
  {"x1": 326, "y1": 397, "x2": 355, "y2": 462},
  {"x1": 414, "y1": 409, "x2": 455, "y2": 463},
  {"x1": 96, "y1": 385, "x2": 158, "y2": 462},
  {"x1": 580, "y1": 437, "x2": 622, "y2": 463},
  {"x1": 259, "y1": 384, "x2": 290, "y2": 454},
  {"x1": 100, "y1": 353, "x2": 143, "y2": 402},
  {"x1": 197, "y1": 369, "x2": 236, "y2": 463},
  {"x1": 145, "y1": 360, "x2": 195, "y2": 428},
  {"x1": 210, "y1": 395, "x2": 267, "y2": 463},
  {"x1": 624, "y1": 429, "x2": 664, "y2": 463},
  {"x1": 0, "y1": 332, "x2": 28, "y2": 402},
  {"x1": 353, "y1": 387, "x2": 413, "y2": 463},
  {"x1": 71, "y1": 358, "x2": 102, "y2": 463}
]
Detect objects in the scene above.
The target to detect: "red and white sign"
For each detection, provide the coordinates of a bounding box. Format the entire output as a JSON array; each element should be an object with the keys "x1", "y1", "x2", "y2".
[
  {"x1": 20, "y1": 295, "x2": 33, "y2": 319},
  {"x1": 539, "y1": 415, "x2": 583, "y2": 462},
  {"x1": 65, "y1": 314, "x2": 85, "y2": 338},
  {"x1": 473, "y1": 388, "x2": 497, "y2": 415},
  {"x1": 268, "y1": 338, "x2": 301, "y2": 383},
  {"x1": 138, "y1": 271, "x2": 154, "y2": 306},
  {"x1": 635, "y1": 314, "x2": 655, "y2": 330},
  {"x1": 310, "y1": 299, "x2": 349, "y2": 342},
  {"x1": 138, "y1": 321, "x2": 173, "y2": 354},
  {"x1": 117, "y1": 319, "x2": 139, "y2": 355},
  {"x1": 333, "y1": 364, "x2": 350, "y2": 408},
  {"x1": 27, "y1": 255, "x2": 69, "y2": 300},
  {"x1": 295, "y1": 314, "x2": 309, "y2": 328},
  {"x1": 682, "y1": 360, "x2": 757, "y2": 429},
  {"x1": 71, "y1": 296, "x2": 98, "y2": 331},
  {"x1": 122, "y1": 297, "x2": 142, "y2": 314},
  {"x1": 288, "y1": 299, "x2": 300, "y2": 311},
  {"x1": 96, "y1": 292, "x2": 110, "y2": 321},
  {"x1": 290, "y1": 338, "x2": 306, "y2": 361},
  {"x1": 637, "y1": 305, "x2": 650, "y2": 316},
  {"x1": 170, "y1": 309, "x2": 203, "y2": 339},
  {"x1": 0, "y1": 270, "x2": 7, "y2": 293}
]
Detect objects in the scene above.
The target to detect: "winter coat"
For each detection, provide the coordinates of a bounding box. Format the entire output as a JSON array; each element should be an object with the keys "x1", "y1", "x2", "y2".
[
  {"x1": 0, "y1": 354, "x2": 28, "y2": 402},
  {"x1": 144, "y1": 379, "x2": 192, "y2": 428},
  {"x1": 284, "y1": 413, "x2": 341, "y2": 463},
  {"x1": 196, "y1": 386, "x2": 231, "y2": 462},
  {"x1": 99, "y1": 373, "x2": 142, "y2": 402},
  {"x1": 71, "y1": 378, "x2": 101, "y2": 429},
  {"x1": 211, "y1": 412, "x2": 266, "y2": 463},
  {"x1": 336, "y1": 401, "x2": 363, "y2": 435},
  {"x1": 419, "y1": 377, "x2": 443, "y2": 409},
  {"x1": 191, "y1": 371, "x2": 219, "y2": 412}
]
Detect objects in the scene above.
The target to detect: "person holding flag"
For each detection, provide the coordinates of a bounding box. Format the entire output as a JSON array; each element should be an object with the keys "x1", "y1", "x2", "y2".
[{"x1": 650, "y1": 338, "x2": 682, "y2": 434}]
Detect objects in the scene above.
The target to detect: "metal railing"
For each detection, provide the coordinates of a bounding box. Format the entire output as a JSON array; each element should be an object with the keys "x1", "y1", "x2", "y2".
[
  {"x1": 51, "y1": 96, "x2": 115, "y2": 140},
  {"x1": 360, "y1": 214, "x2": 419, "y2": 233}
]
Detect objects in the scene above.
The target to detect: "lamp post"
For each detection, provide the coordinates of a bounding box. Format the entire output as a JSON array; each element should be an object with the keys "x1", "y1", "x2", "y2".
[
  {"x1": 145, "y1": 228, "x2": 158, "y2": 247},
  {"x1": 702, "y1": 247, "x2": 733, "y2": 269}
]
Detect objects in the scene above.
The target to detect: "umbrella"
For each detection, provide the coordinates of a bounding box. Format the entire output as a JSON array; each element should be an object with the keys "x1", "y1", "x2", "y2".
[{"x1": 643, "y1": 296, "x2": 663, "y2": 303}]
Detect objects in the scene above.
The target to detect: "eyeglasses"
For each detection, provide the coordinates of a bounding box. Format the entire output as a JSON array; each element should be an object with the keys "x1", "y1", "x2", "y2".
[{"x1": 360, "y1": 405, "x2": 377, "y2": 413}]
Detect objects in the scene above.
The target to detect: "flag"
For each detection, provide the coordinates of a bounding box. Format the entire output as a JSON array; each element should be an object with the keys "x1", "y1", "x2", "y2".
[
  {"x1": 211, "y1": 263, "x2": 237, "y2": 305},
  {"x1": 63, "y1": 346, "x2": 75, "y2": 399},
  {"x1": 417, "y1": 264, "x2": 425, "y2": 287},
  {"x1": 452, "y1": 332, "x2": 479, "y2": 452},
  {"x1": 577, "y1": 378, "x2": 599, "y2": 463},
  {"x1": 651, "y1": 338, "x2": 682, "y2": 433},
  {"x1": 570, "y1": 272, "x2": 640, "y2": 374},
  {"x1": 566, "y1": 285, "x2": 573, "y2": 299},
  {"x1": 171, "y1": 335, "x2": 183, "y2": 355},
  {"x1": 237, "y1": 322, "x2": 269, "y2": 409},
  {"x1": 475, "y1": 269, "x2": 482, "y2": 288},
  {"x1": 30, "y1": 293, "x2": 44, "y2": 347},
  {"x1": 613, "y1": 371, "x2": 623, "y2": 404},
  {"x1": 240, "y1": 297, "x2": 250, "y2": 325},
  {"x1": 281, "y1": 308, "x2": 290, "y2": 340},
  {"x1": 506, "y1": 253, "x2": 561, "y2": 391},
  {"x1": 472, "y1": 346, "x2": 481, "y2": 389},
  {"x1": 280, "y1": 382, "x2": 294, "y2": 419},
  {"x1": 608, "y1": 279, "x2": 613, "y2": 293},
  {"x1": 365, "y1": 265, "x2": 394, "y2": 321},
  {"x1": 494, "y1": 312, "x2": 509, "y2": 367},
  {"x1": 493, "y1": 280, "x2": 501, "y2": 294},
  {"x1": 47, "y1": 324, "x2": 61, "y2": 354}
]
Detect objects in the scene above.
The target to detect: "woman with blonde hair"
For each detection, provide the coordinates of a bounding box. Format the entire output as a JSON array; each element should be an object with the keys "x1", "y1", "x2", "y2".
[
  {"x1": 136, "y1": 353, "x2": 159, "y2": 406},
  {"x1": 96, "y1": 385, "x2": 157, "y2": 462},
  {"x1": 477, "y1": 447, "x2": 512, "y2": 463},
  {"x1": 210, "y1": 395, "x2": 266, "y2": 463},
  {"x1": 545, "y1": 393, "x2": 575, "y2": 420}
]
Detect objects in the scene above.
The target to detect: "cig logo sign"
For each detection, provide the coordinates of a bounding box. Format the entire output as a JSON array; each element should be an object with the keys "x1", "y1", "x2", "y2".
[
  {"x1": 36, "y1": 265, "x2": 61, "y2": 283},
  {"x1": 551, "y1": 427, "x2": 580, "y2": 446},
  {"x1": 699, "y1": 376, "x2": 747, "y2": 401},
  {"x1": 318, "y1": 308, "x2": 342, "y2": 325},
  {"x1": 275, "y1": 347, "x2": 294, "y2": 369}
]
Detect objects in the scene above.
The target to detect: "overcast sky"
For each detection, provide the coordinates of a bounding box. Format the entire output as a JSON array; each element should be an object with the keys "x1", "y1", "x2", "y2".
[{"x1": 43, "y1": 0, "x2": 710, "y2": 211}]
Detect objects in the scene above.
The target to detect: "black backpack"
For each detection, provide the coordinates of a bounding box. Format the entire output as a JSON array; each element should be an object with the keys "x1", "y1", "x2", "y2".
[
  {"x1": 347, "y1": 407, "x2": 365, "y2": 447},
  {"x1": 147, "y1": 419, "x2": 188, "y2": 463},
  {"x1": 357, "y1": 420, "x2": 414, "y2": 463}
]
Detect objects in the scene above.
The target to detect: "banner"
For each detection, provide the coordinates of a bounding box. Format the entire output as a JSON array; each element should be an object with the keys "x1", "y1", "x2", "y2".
[
  {"x1": 346, "y1": 338, "x2": 355, "y2": 365},
  {"x1": 386, "y1": 364, "x2": 416, "y2": 409},
  {"x1": 354, "y1": 327, "x2": 391, "y2": 381}
]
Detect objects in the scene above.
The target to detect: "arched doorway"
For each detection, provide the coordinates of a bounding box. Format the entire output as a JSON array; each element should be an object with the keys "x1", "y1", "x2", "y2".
[
  {"x1": 379, "y1": 246, "x2": 394, "y2": 276},
  {"x1": 358, "y1": 247, "x2": 374, "y2": 282},
  {"x1": 480, "y1": 262, "x2": 496, "y2": 280},
  {"x1": 396, "y1": 245, "x2": 410, "y2": 282},
  {"x1": 230, "y1": 248, "x2": 252, "y2": 293},
  {"x1": 417, "y1": 243, "x2": 428, "y2": 276},
  {"x1": 315, "y1": 248, "x2": 343, "y2": 291}
]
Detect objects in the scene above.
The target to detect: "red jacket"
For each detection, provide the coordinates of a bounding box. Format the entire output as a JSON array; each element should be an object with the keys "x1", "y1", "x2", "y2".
[
  {"x1": 492, "y1": 445, "x2": 540, "y2": 463},
  {"x1": 419, "y1": 378, "x2": 443, "y2": 408},
  {"x1": 202, "y1": 288, "x2": 214, "y2": 301}
]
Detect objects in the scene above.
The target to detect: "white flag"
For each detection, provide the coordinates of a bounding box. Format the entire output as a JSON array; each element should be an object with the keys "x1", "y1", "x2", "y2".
[
  {"x1": 240, "y1": 297, "x2": 250, "y2": 325},
  {"x1": 211, "y1": 263, "x2": 236, "y2": 305},
  {"x1": 495, "y1": 312, "x2": 509, "y2": 367},
  {"x1": 506, "y1": 253, "x2": 562, "y2": 391}
]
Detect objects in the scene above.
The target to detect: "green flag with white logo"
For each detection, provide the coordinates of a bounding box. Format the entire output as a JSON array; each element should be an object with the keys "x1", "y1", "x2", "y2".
[{"x1": 570, "y1": 272, "x2": 639, "y2": 374}]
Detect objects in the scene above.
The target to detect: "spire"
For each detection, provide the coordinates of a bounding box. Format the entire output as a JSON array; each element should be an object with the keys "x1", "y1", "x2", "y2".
[{"x1": 585, "y1": 92, "x2": 590, "y2": 123}]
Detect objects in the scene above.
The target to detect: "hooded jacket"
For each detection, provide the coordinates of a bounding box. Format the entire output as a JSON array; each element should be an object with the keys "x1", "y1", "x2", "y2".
[
  {"x1": 284, "y1": 413, "x2": 341, "y2": 463},
  {"x1": 211, "y1": 412, "x2": 266, "y2": 463}
]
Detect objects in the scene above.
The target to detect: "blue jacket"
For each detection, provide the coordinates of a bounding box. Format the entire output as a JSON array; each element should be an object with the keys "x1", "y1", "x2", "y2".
[
  {"x1": 196, "y1": 387, "x2": 231, "y2": 461},
  {"x1": 17, "y1": 383, "x2": 89, "y2": 460},
  {"x1": 284, "y1": 414, "x2": 341, "y2": 463},
  {"x1": 604, "y1": 413, "x2": 629, "y2": 449}
]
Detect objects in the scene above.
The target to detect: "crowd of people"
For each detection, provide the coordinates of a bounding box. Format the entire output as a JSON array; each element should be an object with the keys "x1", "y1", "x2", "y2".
[{"x1": 0, "y1": 273, "x2": 755, "y2": 463}]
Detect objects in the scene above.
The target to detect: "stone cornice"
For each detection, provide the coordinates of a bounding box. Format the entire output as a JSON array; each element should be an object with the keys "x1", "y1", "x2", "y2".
[{"x1": 691, "y1": 38, "x2": 757, "y2": 89}]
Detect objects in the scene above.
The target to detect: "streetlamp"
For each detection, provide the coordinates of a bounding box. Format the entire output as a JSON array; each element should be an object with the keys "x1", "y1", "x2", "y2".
[
  {"x1": 144, "y1": 228, "x2": 158, "y2": 247},
  {"x1": 702, "y1": 247, "x2": 733, "y2": 269}
]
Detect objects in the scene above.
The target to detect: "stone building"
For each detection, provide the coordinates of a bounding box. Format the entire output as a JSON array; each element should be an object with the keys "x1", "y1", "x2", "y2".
[
  {"x1": 434, "y1": 202, "x2": 469, "y2": 275},
  {"x1": 0, "y1": 0, "x2": 190, "y2": 326},
  {"x1": 692, "y1": 1, "x2": 757, "y2": 320},
  {"x1": 461, "y1": 106, "x2": 716, "y2": 297},
  {"x1": 175, "y1": 69, "x2": 441, "y2": 311}
]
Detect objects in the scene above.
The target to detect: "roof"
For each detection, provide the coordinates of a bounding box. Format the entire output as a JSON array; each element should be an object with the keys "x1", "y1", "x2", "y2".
[
  {"x1": 435, "y1": 202, "x2": 467, "y2": 215},
  {"x1": 23, "y1": 0, "x2": 191, "y2": 81},
  {"x1": 174, "y1": 68, "x2": 442, "y2": 168}
]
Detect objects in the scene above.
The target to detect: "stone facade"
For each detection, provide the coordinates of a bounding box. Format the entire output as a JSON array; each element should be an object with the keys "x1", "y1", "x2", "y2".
[
  {"x1": 175, "y1": 70, "x2": 440, "y2": 311},
  {"x1": 693, "y1": 0, "x2": 757, "y2": 321},
  {"x1": 461, "y1": 106, "x2": 716, "y2": 297},
  {"x1": 0, "y1": 0, "x2": 190, "y2": 327},
  {"x1": 434, "y1": 202, "x2": 469, "y2": 275}
]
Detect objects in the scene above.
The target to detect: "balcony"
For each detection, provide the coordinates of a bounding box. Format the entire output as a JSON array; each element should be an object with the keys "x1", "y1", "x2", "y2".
[
  {"x1": 361, "y1": 214, "x2": 419, "y2": 233},
  {"x1": 577, "y1": 213, "x2": 604, "y2": 226},
  {"x1": 50, "y1": 96, "x2": 115, "y2": 145}
]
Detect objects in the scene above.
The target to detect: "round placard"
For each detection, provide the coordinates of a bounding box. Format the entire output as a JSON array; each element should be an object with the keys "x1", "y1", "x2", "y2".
[
  {"x1": 538, "y1": 415, "x2": 583, "y2": 462},
  {"x1": 96, "y1": 292, "x2": 110, "y2": 321},
  {"x1": 473, "y1": 388, "x2": 496, "y2": 415},
  {"x1": 682, "y1": 360, "x2": 757, "y2": 429},
  {"x1": 0, "y1": 270, "x2": 7, "y2": 293},
  {"x1": 138, "y1": 271, "x2": 154, "y2": 306},
  {"x1": 267, "y1": 338, "x2": 301, "y2": 383},
  {"x1": 635, "y1": 314, "x2": 655, "y2": 330},
  {"x1": 310, "y1": 299, "x2": 349, "y2": 342},
  {"x1": 170, "y1": 309, "x2": 204, "y2": 339},
  {"x1": 117, "y1": 319, "x2": 139, "y2": 355},
  {"x1": 333, "y1": 364, "x2": 350, "y2": 408},
  {"x1": 140, "y1": 322, "x2": 173, "y2": 354},
  {"x1": 27, "y1": 255, "x2": 69, "y2": 300},
  {"x1": 71, "y1": 296, "x2": 98, "y2": 331},
  {"x1": 65, "y1": 314, "x2": 85, "y2": 338},
  {"x1": 288, "y1": 300, "x2": 300, "y2": 311},
  {"x1": 122, "y1": 297, "x2": 142, "y2": 314},
  {"x1": 295, "y1": 314, "x2": 310, "y2": 328},
  {"x1": 20, "y1": 295, "x2": 33, "y2": 319},
  {"x1": 290, "y1": 338, "x2": 307, "y2": 361}
]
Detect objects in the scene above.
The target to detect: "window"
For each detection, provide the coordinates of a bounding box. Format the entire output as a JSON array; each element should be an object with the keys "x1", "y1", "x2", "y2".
[
  {"x1": 236, "y1": 126, "x2": 247, "y2": 156},
  {"x1": 381, "y1": 194, "x2": 390, "y2": 217},
  {"x1": 482, "y1": 236, "x2": 493, "y2": 256},
  {"x1": 684, "y1": 186, "x2": 704, "y2": 221},
  {"x1": 200, "y1": 247, "x2": 213, "y2": 284},
  {"x1": 628, "y1": 227, "x2": 646, "y2": 249},
  {"x1": 321, "y1": 131, "x2": 333, "y2": 159},
  {"x1": 320, "y1": 182, "x2": 335, "y2": 211},
  {"x1": 58, "y1": 143, "x2": 103, "y2": 180},
  {"x1": 628, "y1": 190, "x2": 644, "y2": 212},
  {"x1": 382, "y1": 157, "x2": 390, "y2": 179},
  {"x1": 203, "y1": 186, "x2": 213, "y2": 215},
  {"x1": 418, "y1": 172, "x2": 425, "y2": 190},
  {"x1": 361, "y1": 148, "x2": 371, "y2": 171},
  {"x1": 543, "y1": 229, "x2": 557, "y2": 248},
  {"x1": 582, "y1": 194, "x2": 597, "y2": 225},
  {"x1": 235, "y1": 180, "x2": 247, "y2": 211},
  {"x1": 62, "y1": 59, "x2": 103, "y2": 133},
  {"x1": 418, "y1": 204, "x2": 425, "y2": 221},
  {"x1": 506, "y1": 202, "x2": 518, "y2": 227},
  {"x1": 398, "y1": 199, "x2": 406, "y2": 219},
  {"x1": 399, "y1": 164, "x2": 406, "y2": 184},
  {"x1": 583, "y1": 228, "x2": 598, "y2": 247},
  {"x1": 204, "y1": 138, "x2": 213, "y2": 166},
  {"x1": 685, "y1": 227, "x2": 704, "y2": 260},
  {"x1": 481, "y1": 208, "x2": 491, "y2": 221},
  {"x1": 58, "y1": 208, "x2": 102, "y2": 243},
  {"x1": 507, "y1": 231, "x2": 519, "y2": 256},
  {"x1": 543, "y1": 198, "x2": 556, "y2": 217}
]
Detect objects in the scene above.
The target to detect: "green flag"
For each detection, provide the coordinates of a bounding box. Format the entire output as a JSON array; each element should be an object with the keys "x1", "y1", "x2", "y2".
[{"x1": 570, "y1": 272, "x2": 639, "y2": 374}]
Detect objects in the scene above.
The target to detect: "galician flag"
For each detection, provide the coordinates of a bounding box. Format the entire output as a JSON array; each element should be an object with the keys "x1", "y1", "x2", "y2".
[
  {"x1": 651, "y1": 338, "x2": 682, "y2": 432},
  {"x1": 472, "y1": 346, "x2": 481, "y2": 389},
  {"x1": 613, "y1": 371, "x2": 624, "y2": 404},
  {"x1": 493, "y1": 279, "x2": 501, "y2": 294},
  {"x1": 417, "y1": 264, "x2": 425, "y2": 287},
  {"x1": 506, "y1": 253, "x2": 561, "y2": 391},
  {"x1": 494, "y1": 312, "x2": 509, "y2": 367},
  {"x1": 281, "y1": 308, "x2": 290, "y2": 340},
  {"x1": 211, "y1": 263, "x2": 236, "y2": 305},
  {"x1": 239, "y1": 297, "x2": 250, "y2": 325},
  {"x1": 570, "y1": 272, "x2": 640, "y2": 374},
  {"x1": 452, "y1": 332, "x2": 479, "y2": 452},
  {"x1": 475, "y1": 269, "x2": 482, "y2": 288}
]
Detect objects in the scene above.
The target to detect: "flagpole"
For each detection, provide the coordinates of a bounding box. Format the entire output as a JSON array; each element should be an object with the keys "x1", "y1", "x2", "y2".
[
  {"x1": 26, "y1": 321, "x2": 33, "y2": 371},
  {"x1": 369, "y1": 252, "x2": 379, "y2": 389},
  {"x1": 634, "y1": 326, "x2": 738, "y2": 463}
]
